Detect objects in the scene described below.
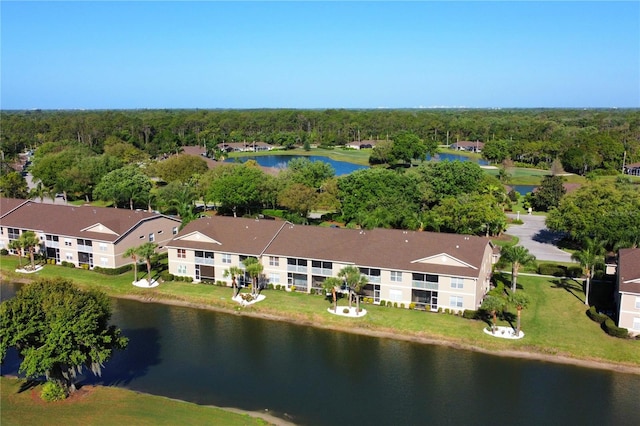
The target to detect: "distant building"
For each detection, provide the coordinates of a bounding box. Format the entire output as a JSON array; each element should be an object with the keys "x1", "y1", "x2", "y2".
[
  {"x1": 623, "y1": 162, "x2": 640, "y2": 177},
  {"x1": 346, "y1": 140, "x2": 377, "y2": 150},
  {"x1": 450, "y1": 141, "x2": 484, "y2": 153},
  {"x1": 217, "y1": 142, "x2": 274, "y2": 153}
]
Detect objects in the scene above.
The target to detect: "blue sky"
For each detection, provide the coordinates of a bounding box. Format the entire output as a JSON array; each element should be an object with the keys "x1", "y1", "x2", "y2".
[{"x1": 1, "y1": 1, "x2": 638, "y2": 109}]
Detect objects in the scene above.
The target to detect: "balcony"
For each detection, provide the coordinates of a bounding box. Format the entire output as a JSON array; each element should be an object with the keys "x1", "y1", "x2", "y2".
[
  {"x1": 78, "y1": 244, "x2": 93, "y2": 252},
  {"x1": 287, "y1": 265, "x2": 307, "y2": 274},
  {"x1": 194, "y1": 256, "x2": 214, "y2": 265},
  {"x1": 311, "y1": 267, "x2": 333, "y2": 276},
  {"x1": 412, "y1": 281, "x2": 439, "y2": 291}
]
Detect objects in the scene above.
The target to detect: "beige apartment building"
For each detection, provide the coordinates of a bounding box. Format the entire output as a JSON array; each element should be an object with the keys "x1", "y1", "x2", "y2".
[
  {"x1": 0, "y1": 198, "x2": 181, "y2": 269},
  {"x1": 616, "y1": 248, "x2": 640, "y2": 336},
  {"x1": 167, "y1": 215, "x2": 495, "y2": 312}
]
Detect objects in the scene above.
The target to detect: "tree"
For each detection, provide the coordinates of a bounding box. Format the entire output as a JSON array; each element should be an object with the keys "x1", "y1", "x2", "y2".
[
  {"x1": 223, "y1": 266, "x2": 245, "y2": 297},
  {"x1": 338, "y1": 265, "x2": 369, "y2": 314},
  {"x1": 571, "y1": 237, "x2": 606, "y2": 306},
  {"x1": 390, "y1": 131, "x2": 431, "y2": 165},
  {"x1": 507, "y1": 291, "x2": 530, "y2": 336},
  {"x1": 17, "y1": 230, "x2": 40, "y2": 271},
  {"x1": 93, "y1": 166, "x2": 153, "y2": 209},
  {"x1": 323, "y1": 277, "x2": 342, "y2": 313},
  {"x1": 0, "y1": 278, "x2": 128, "y2": 396},
  {"x1": 8, "y1": 239, "x2": 23, "y2": 268},
  {"x1": 500, "y1": 245, "x2": 536, "y2": 292},
  {"x1": 481, "y1": 295, "x2": 505, "y2": 333},
  {"x1": 242, "y1": 257, "x2": 264, "y2": 296},
  {"x1": 531, "y1": 175, "x2": 566, "y2": 212},
  {"x1": 136, "y1": 242, "x2": 158, "y2": 282},
  {"x1": 207, "y1": 164, "x2": 264, "y2": 217},
  {"x1": 155, "y1": 154, "x2": 208, "y2": 183},
  {"x1": 278, "y1": 183, "x2": 317, "y2": 221},
  {"x1": 0, "y1": 171, "x2": 29, "y2": 198},
  {"x1": 482, "y1": 139, "x2": 510, "y2": 164},
  {"x1": 123, "y1": 246, "x2": 140, "y2": 283}
]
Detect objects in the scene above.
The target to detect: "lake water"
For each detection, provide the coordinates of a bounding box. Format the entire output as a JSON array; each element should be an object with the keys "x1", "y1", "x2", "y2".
[
  {"x1": 2, "y1": 282, "x2": 639, "y2": 426},
  {"x1": 226, "y1": 152, "x2": 487, "y2": 176}
]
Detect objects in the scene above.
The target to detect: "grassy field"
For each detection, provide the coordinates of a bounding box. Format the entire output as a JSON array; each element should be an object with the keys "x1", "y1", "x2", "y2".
[
  {"x1": 0, "y1": 377, "x2": 270, "y2": 426},
  {"x1": 2, "y1": 257, "x2": 638, "y2": 369}
]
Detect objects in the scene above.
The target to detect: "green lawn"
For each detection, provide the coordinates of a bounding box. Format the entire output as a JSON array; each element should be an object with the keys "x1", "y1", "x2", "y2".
[
  {"x1": 0, "y1": 377, "x2": 270, "y2": 426},
  {"x1": 2, "y1": 257, "x2": 638, "y2": 369}
]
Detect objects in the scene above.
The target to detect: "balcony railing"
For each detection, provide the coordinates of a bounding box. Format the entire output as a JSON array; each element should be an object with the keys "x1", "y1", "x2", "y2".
[
  {"x1": 45, "y1": 241, "x2": 60, "y2": 248},
  {"x1": 311, "y1": 267, "x2": 333, "y2": 276},
  {"x1": 78, "y1": 244, "x2": 93, "y2": 252},
  {"x1": 412, "y1": 281, "x2": 439, "y2": 290},
  {"x1": 287, "y1": 265, "x2": 307, "y2": 273},
  {"x1": 194, "y1": 257, "x2": 214, "y2": 265}
]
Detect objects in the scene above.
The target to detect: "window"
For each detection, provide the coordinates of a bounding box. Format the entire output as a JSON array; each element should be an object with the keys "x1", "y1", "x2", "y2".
[
  {"x1": 0, "y1": 227, "x2": 3, "y2": 235},
  {"x1": 450, "y1": 296, "x2": 463, "y2": 308},
  {"x1": 636, "y1": 297, "x2": 640, "y2": 310},
  {"x1": 172, "y1": 227, "x2": 178, "y2": 235},
  {"x1": 149, "y1": 233, "x2": 155, "y2": 242},
  {"x1": 269, "y1": 273, "x2": 280, "y2": 284},
  {"x1": 100, "y1": 257, "x2": 108, "y2": 266},
  {"x1": 8, "y1": 228, "x2": 20, "y2": 240},
  {"x1": 390, "y1": 271, "x2": 402, "y2": 282},
  {"x1": 389, "y1": 289, "x2": 403, "y2": 302},
  {"x1": 177, "y1": 264, "x2": 187, "y2": 274},
  {"x1": 634, "y1": 318, "x2": 640, "y2": 331},
  {"x1": 222, "y1": 253, "x2": 231, "y2": 264},
  {"x1": 65, "y1": 239, "x2": 73, "y2": 247},
  {"x1": 451, "y1": 277, "x2": 464, "y2": 289},
  {"x1": 177, "y1": 249, "x2": 186, "y2": 259},
  {"x1": 99, "y1": 243, "x2": 107, "y2": 252},
  {"x1": 269, "y1": 256, "x2": 279, "y2": 267},
  {"x1": 65, "y1": 252, "x2": 73, "y2": 261}
]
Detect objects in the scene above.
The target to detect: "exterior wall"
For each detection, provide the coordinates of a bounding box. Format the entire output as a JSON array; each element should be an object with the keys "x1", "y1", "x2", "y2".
[
  {"x1": 115, "y1": 218, "x2": 180, "y2": 267},
  {"x1": 618, "y1": 292, "x2": 640, "y2": 335}
]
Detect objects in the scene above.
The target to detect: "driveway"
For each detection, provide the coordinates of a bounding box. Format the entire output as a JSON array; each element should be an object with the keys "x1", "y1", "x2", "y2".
[{"x1": 505, "y1": 214, "x2": 574, "y2": 263}]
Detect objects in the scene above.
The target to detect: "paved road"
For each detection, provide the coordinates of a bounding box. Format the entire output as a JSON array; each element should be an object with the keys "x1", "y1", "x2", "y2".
[{"x1": 505, "y1": 214, "x2": 574, "y2": 263}]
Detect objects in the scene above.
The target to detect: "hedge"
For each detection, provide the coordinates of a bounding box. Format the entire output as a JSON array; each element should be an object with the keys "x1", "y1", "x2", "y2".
[
  {"x1": 586, "y1": 306, "x2": 609, "y2": 324},
  {"x1": 93, "y1": 264, "x2": 132, "y2": 275},
  {"x1": 603, "y1": 318, "x2": 629, "y2": 339}
]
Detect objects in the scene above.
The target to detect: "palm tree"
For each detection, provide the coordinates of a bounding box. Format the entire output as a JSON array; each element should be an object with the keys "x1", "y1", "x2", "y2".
[
  {"x1": 136, "y1": 242, "x2": 158, "y2": 283},
  {"x1": 323, "y1": 277, "x2": 342, "y2": 313},
  {"x1": 500, "y1": 245, "x2": 536, "y2": 292},
  {"x1": 9, "y1": 239, "x2": 23, "y2": 268},
  {"x1": 224, "y1": 265, "x2": 245, "y2": 297},
  {"x1": 123, "y1": 246, "x2": 140, "y2": 283},
  {"x1": 242, "y1": 257, "x2": 264, "y2": 296},
  {"x1": 481, "y1": 295, "x2": 505, "y2": 333},
  {"x1": 571, "y1": 237, "x2": 606, "y2": 306},
  {"x1": 18, "y1": 231, "x2": 40, "y2": 271},
  {"x1": 508, "y1": 291, "x2": 530, "y2": 336},
  {"x1": 338, "y1": 265, "x2": 369, "y2": 314}
]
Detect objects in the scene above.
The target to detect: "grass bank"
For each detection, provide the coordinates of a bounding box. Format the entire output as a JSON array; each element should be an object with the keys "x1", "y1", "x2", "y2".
[
  {"x1": 0, "y1": 376, "x2": 273, "y2": 426},
  {"x1": 2, "y1": 257, "x2": 638, "y2": 374}
]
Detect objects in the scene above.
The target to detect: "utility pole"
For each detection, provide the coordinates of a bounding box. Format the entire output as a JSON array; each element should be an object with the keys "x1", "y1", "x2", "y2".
[{"x1": 622, "y1": 150, "x2": 627, "y2": 174}]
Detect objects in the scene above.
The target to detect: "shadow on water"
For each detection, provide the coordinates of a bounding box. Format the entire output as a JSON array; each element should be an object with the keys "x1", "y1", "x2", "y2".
[{"x1": 83, "y1": 327, "x2": 162, "y2": 387}]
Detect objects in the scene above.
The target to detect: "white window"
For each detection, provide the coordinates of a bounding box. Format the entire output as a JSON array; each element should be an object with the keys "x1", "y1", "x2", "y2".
[
  {"x1": 633, "y1": 317, "x2": 640, "y2": 331},
  {"x1": 65, "y1": 252, "x2": 73, "y2": 261},
  {"x1": 64, "y1": 239, "x2": 72, "y2": 247},
  {"x1": 177, "y1": 249, "x2": 186, "y2": 259},
  {"x1": 99, "y1": 243, "x2": 107, "y2": 252},
  {"x1": 450, "y1": 296, "x2": 463, "y2": 308},
  {"x1": 172, "y1": 227, "x2": 178, "y2": 235},
  {"x1": 269, "y1": 256, "x2": 279, "y2": 267},
  {"x1": 636, "y1": 297, "x2": 640, "y2": 310},
  {"x1": 149, "y1": 233, "x2": 155, "y2": 242},
  {"x1": 100, "y1": 257, "x2": 108, "y2": 266},
  {"x1": 177, "y1": 264, "x2": 187, "y2": 274},
  {"x1": 451, "y1": 277, "x2": 464, "y2": 289},
  {"x1": 269, "y1": 273, "x2": 280, "y2": 284},
  {"x1": 390, "y1": 271, "x2": 402, "y2": 282},
  {"x1": 222, "y1": 253, "x2": 231, "y2": 264},
  {"x1": 389, "y1": 289, "x2": 402, "y2": 302}
]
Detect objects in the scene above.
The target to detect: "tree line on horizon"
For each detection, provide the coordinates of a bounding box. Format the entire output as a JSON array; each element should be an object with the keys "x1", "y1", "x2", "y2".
[{"x1": 1, "y1": 108, "x2": 639, "y2": 175}]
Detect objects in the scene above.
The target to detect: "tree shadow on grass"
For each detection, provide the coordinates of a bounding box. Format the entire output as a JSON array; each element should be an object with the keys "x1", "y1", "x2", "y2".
[
  {"x1": 81, "y1": 327, "x2": 162, "y2": 388},
  {"x1": 550, "y1": 278, "x2": 585, "y2": 304}
]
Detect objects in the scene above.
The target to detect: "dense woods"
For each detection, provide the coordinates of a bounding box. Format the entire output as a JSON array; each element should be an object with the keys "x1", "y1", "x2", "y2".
[{"x1": 2, "y1": 108, "x2": 639, "y2": 174}]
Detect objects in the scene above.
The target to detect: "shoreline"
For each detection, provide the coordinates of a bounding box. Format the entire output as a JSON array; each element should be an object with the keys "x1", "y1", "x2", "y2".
[{"x1": 115, "y1": 293, "x2": 640, "y2": 376}]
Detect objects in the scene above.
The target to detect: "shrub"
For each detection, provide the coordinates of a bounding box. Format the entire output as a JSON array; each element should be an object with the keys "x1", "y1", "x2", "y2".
[
  {"x1": 343, "y1": 308, "x2": 350, "y2": 314},
  {"x1": 444, "y1": 308, "x2": 450, "y2": 314},
  {"x1": 268, "y1": 283, "x2": 274, "y2": 290},
  {"x1": 437, "y1": 307, "x2": 442, "y2": 313},
  {"x1": 409, "y1": 302, "x2": 416, "y2": 310},
  {"x1": 0, "y1": 248, "x2": 8, "y2": 255},
  {"x1": 567, "y1": 266, "x2": 583, "y2": 278},
  {"x1": 400, "y1": 303, "x2": 405, "y2": 309},
  {"x1": 40, "y1": 381, "x2": 66, "y2": 402},
  {"x1": 603, "y1": 318, "x2": 629, "y2": 339},
  {"x1": 81, "y1": 264, "x2": 90, "y2": 270},
  {"x1": 393, "y1": 302, "x2": 398, "y2": 308},
  {"x1": 61, "y1": 261, "x2": 75, "y2": 268},
  {"x1": 94, "y1": 264, "x2": 132, "y2": 275},
  {"x1": 538, "y1": 263, "x2": 566, "y2": 277},
  {"x1": 586, "y1": 306, "x2": 609, "y2": 324},
  {"x1": 291, "y1": 285, "x2": 296, "y2": 292},
  {"x1": 378, "y1": 300, "x2": 385, "y2": 307},
  {"x1": 160, "y1": 271, "x2": 174, "y2": 282},
  {"x1": 462, "y1": 309, "x2": 478, "y2": 320},
  {"x1": 276, "y1": 284, "x2": 281, "y2": 291}
]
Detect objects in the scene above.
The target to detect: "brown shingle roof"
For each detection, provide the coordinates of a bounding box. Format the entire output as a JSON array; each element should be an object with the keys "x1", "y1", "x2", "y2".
[
  {"x1": 619, "y1": 248, "x2": 640, "y2": 294},
  {"x1": 0, "y1": 201, "x2": 180, "y2": 242},
  {"x1": 0, "y1": 198, "x2": 29, "y2": 218},
  {"x1": 169, "y1": 216, "x2": 490, "y2": 277}
]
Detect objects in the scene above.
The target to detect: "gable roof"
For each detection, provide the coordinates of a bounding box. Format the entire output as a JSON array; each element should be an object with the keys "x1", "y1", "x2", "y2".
[
  {"x1": 0, "y1": 198, "x2": 30, "y2": 218},
  {"x1": 619, "y1": 248, "x2": 640, "y2": 294},
  {"x1": 0, "y1": 200, "x2": 180, "y2": 243},
  {"x1": 169, "y1": 216, "x2": 490, "y2": 277}
]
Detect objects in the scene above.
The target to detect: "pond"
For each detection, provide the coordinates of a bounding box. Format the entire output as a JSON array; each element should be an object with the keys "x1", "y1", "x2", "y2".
[{"x1": 2, "y1": 282, "x2": 639, "y2": 426}]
